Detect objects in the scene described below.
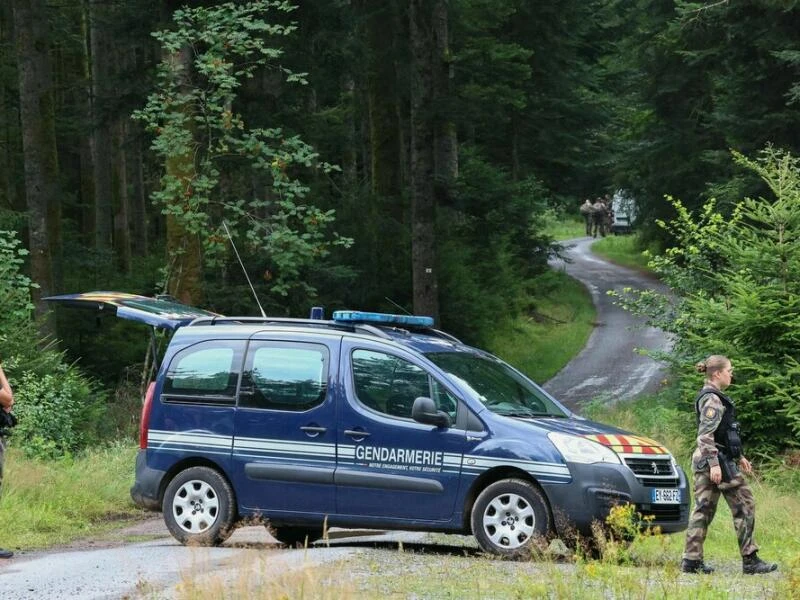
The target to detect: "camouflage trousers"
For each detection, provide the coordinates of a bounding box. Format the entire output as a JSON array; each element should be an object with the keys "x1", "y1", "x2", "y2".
[
  {"x1": 591, "y1": 215, "x2": 605, "y2": 237},
  {"x1": 682, "y1": 469, "x2": 758, "y2": 560}
]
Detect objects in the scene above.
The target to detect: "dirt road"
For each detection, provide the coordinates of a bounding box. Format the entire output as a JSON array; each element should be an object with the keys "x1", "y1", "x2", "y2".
[{"x1": 544, "y1": 236, "x2": 671, "y2": 411}]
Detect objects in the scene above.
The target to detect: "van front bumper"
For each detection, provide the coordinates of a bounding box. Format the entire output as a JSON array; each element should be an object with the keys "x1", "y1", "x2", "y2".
[
  {"x1": 130, "y1": 449, "x2": 165, "y2": 511},
  {"x1": 541, "y1": 461, "x2": 689, "y2": 537}
]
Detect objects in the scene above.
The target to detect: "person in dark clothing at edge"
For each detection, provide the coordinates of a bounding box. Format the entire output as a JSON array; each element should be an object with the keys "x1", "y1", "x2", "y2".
[
  {"x1": 681, "y1": 355, "x2": 777, "y2": 575},
  {"x1": 0, "y1": 362, "x2": 14, "y2": 559}
]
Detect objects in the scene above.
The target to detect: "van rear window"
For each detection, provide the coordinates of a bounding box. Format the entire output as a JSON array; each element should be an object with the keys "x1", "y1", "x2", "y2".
[{"x1": 163, "y1": 340, "x2": 244, "y2": 403}]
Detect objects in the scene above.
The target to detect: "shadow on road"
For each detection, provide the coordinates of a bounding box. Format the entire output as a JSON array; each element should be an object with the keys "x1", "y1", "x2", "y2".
[{"x1": 221, "y1": 528, "x2": 483, "y2": 558}]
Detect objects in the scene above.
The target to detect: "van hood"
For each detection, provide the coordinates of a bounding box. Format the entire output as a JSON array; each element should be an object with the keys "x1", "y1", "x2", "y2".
[
  {"x1": 44, "y1": 291, "x2": 219, "y2": 330},
  {"x1": 517, "y1": 416, "x2": 670, "y2": 455}
]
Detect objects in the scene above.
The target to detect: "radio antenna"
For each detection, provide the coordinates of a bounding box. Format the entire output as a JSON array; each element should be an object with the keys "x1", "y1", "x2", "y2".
[
  {"x1": 223, "y1": 220, "x2": 267, "y2": 319},
  {"x1": 384, "y1": 297, "x2": 412, "y2": 315}
]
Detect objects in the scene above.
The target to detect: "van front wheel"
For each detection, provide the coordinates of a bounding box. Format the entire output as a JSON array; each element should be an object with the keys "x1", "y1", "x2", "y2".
[
  {"x1": 163, "y1": 466, "x2": 236, "y2": 546},
  {"x1": 471, "y1": 478, "x2": 551, "y2": 557}
]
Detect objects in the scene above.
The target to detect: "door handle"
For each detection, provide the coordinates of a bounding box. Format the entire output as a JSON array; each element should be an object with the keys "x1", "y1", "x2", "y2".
[
  {"x1": 300, "y1": 425, "x2": 327, "y2": 434},
  {"x1": 344, "y1": 429, "x2": 371, "y2": 438}
]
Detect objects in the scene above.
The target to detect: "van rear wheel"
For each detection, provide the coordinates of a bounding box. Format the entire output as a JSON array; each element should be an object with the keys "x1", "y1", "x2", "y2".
[
  {"x1": 163, "y1": 466, "x2": 236, "y2": 546},
  {"x1": 471, "y1": 478, "x2": 551, "y2": 558}
]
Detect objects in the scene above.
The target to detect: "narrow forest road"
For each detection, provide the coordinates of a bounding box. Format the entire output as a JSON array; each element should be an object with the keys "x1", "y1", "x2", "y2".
[
  {"x1": 0, "y1": 236, "x2": 673, "y2": 599},
  {"x1": 543, "y1": 236, "x2": 672, "y2": 411}
]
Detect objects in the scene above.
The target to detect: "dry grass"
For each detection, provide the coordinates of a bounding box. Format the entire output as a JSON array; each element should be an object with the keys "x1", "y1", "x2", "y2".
[{"x1": 168, "y1": 547, "x2": 354, "y2": 600}]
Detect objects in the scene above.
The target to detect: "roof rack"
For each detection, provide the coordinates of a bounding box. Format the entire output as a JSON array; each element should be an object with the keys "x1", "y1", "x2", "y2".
[
  {"x1": 185, "y1": 313, "x2": 462, "y2": 344},
  {"x1": 186, "y1": 316, "x2": 392, "y2": 340}
]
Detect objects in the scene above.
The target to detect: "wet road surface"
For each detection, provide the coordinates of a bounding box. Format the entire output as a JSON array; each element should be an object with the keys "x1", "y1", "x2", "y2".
[{"x1": 543, "y1": 236, "x2": 671, "y2": 411}]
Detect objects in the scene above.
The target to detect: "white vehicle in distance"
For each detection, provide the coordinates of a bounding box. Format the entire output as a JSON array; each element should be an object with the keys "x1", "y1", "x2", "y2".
[{"x1": 611, "y1": 190, "x2": 638, "y2": 235}]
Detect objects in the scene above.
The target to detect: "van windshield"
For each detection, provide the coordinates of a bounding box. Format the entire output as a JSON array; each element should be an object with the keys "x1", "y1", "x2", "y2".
[{"x1": 425, "y1": 352, "x2": 569, "y2": 418}]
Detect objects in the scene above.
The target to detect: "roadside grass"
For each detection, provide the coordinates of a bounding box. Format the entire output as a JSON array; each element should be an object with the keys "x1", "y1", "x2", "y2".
[
  {"x1": 335, "y1": 548, "x2": 796, "y2": 599},
  {"x1": 591, "y1": 233, "x2": 655, "y2": 273},
  {"x1": 544, "y1": 215, "x2": 586, "y2": 241},
  {"x1": 0, "y1": 441, "x2": 143, "y2": 551},
  {"x1": 485, "y1": 270, "x2": 595, "y2": 382},
  {"x1": 157, "y1": 535, "x2": 796, "y2": 599}
]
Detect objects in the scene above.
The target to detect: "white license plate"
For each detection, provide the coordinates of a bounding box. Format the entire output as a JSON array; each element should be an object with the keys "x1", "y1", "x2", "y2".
[{"x1": 651, "y1": 488, "x2": 681, "y2": 504}]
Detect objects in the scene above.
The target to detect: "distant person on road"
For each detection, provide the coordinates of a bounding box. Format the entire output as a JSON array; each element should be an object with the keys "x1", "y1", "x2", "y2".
[
  {"x1": 681, "y1": 355, "x2": 777, "y2": 575},
  {"x1": 579, "y1": 199, "x2": 593, "y2": 235},
  {"x1": 0, "y1": 362, "x2": 15, "y2": 559},
  {"x1": 591, "y1": 198, "x2": 606, "y2": 238},
  {"x1": 604, "y1": 197, "x2": 614, "y2": 234}
]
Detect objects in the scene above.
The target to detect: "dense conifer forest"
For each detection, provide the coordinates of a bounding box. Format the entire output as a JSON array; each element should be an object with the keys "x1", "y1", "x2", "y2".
[{"x1": 3, "y1": 2, "x2": 800, "y2": 450}]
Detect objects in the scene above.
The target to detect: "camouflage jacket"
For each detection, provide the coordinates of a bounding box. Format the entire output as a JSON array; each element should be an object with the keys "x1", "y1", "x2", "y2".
[{"x1": 691, "y1": 391, "x2": 725, "y2": 472}]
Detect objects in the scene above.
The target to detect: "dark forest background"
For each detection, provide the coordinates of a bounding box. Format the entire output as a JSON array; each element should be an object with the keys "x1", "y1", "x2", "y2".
[{"x1": 3, "y1": 0, "x2": 800, "y2": 388}]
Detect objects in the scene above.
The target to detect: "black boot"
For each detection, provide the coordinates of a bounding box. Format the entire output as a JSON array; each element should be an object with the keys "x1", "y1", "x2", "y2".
[
  {"x1": 0, "y1": 548, "x2": 13, "y2": 559},
  {"x1": 680, "y1": 558, "x2": 714, "y2": 574},
  {"x1": 742, "y1": 552, "x2": 777, "y2": 574}
]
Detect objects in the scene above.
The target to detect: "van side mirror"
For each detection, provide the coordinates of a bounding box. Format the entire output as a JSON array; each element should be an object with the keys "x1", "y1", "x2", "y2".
[{"x1": 412, "y1": 396, "x2": 451, "y2": 428}]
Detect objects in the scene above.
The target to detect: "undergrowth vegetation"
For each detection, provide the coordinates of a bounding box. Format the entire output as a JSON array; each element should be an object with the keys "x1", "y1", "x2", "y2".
[
  {"x1": 612, "y1": 149, "x2": 800, "y2": 456},
  {"x1": 0, "y1": 231, "x2": 110, "y2": 459}
]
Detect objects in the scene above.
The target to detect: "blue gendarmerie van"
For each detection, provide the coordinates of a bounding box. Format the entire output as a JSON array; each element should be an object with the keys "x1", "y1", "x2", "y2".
[{"x1": 47, "y1": 292, "x2": 689, "y2": 556}]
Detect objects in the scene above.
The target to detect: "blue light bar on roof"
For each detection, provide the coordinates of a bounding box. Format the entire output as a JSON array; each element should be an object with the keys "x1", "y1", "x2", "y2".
[{"x1": 333, "y1": 310, "x2": 434, "y2": 328}]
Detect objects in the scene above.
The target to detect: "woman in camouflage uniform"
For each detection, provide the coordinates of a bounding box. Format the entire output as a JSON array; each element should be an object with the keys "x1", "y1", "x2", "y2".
[{"x1": 680, "y1": 355, "x2": 777, "y2": 575}]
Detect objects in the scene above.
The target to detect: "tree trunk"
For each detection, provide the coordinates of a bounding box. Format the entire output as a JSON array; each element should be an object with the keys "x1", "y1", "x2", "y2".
[
  {"x1": 363, "y1": 1, "x2": 402, "y2": 199},
  {"x1": 113, "y1": 118, "x2": 131, "y2": 273},
  {"x1": 13, "y1": 0, "x2": 61, "y2": 331},
  {"x1": 0, "y1": 2, "x2": 19, "y2": 211},
  {"x1": 164, "y1": 46, "x2": 204, "y2": 305},
  {"x1": 341, "y1": 76, "x2": 358, "y2": 184},
  {"x1": 79, "y1": 0, "x2": 95, "y2": 243},
  {"x1": 0, "y1": 92, "x2": 16, "y2": 210},
  {"x1": 128, "y1": 123, "x2": 148, "y2": 257},
  {"x1": 90, "y1": 0, "x2": 113, "y2": 251},
  {"x1": 511, "y1": 120, "x2": 520, "y2": 182},
  {"x1": 409, "y1": 0, "x2": 439, "y2": 322},
  {"x1": 432, "y1": 0, "x2": 457, "y2": 198}
]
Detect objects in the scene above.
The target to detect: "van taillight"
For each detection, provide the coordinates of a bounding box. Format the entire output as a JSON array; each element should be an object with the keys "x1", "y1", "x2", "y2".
[{"x1": 140, "y1": 382, "x2": 155, "y2": 450}]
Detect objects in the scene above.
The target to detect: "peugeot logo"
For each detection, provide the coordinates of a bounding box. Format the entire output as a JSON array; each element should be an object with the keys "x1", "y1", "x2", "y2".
[{"x1": 651, "y1": 461, "x2": 659, "y2": 475}]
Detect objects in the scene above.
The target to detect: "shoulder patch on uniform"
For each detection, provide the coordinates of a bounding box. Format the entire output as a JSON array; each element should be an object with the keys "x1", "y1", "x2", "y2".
[{"x1": 703, "y1": 406, "x2": 718, "y2": 420}]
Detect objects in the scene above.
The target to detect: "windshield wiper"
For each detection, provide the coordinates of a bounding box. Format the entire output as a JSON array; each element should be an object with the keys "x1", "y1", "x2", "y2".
[{"x1": 495, "y1": 409, "x2": 540, "y2": 417}]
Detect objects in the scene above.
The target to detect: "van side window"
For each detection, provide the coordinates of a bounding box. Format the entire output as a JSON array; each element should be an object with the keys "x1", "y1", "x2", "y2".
[
  {"x1": 240, "y1": 341, "x2": 328, "y2": 411},
  {"x1": 352, "y1": 349, "x2": 457, "y2": 420},
  {"x1": 163, "y1": 340, "x2": 243, "y2": 403}
]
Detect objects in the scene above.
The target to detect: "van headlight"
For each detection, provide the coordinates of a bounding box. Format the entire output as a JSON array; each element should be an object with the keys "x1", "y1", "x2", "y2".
[{"x1": 548, "y1": 432, "x2": 621, "y2": 465}]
